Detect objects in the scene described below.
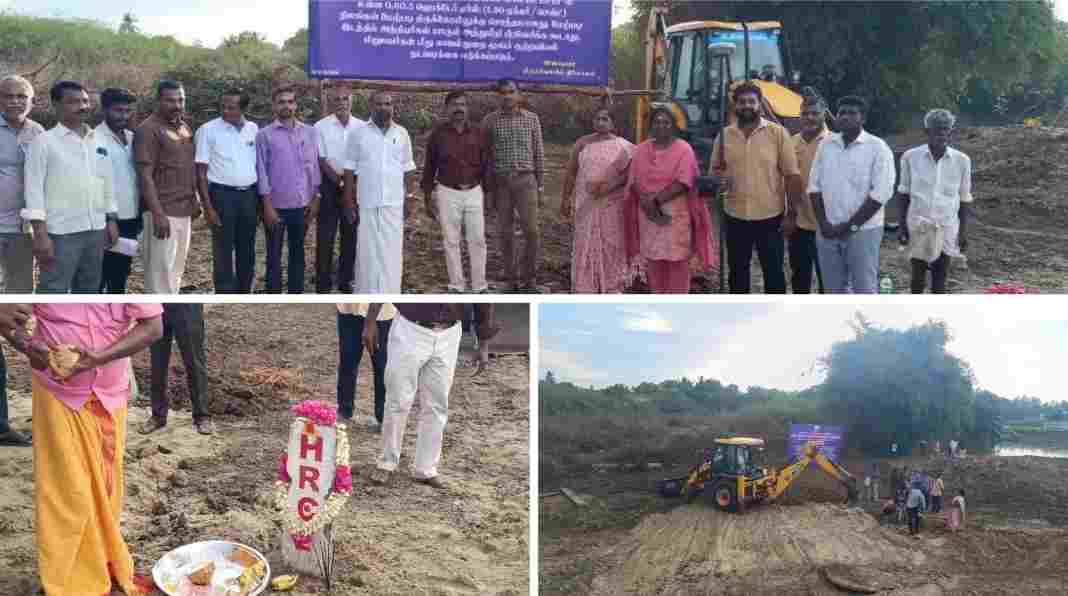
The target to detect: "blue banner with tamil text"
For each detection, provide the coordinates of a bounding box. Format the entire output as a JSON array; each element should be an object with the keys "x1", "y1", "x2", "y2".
[
  {"x1": 308, "y1": 0, "x2": 612, "y2": 86},
  {"x1": 788, "y1": 424, "x2": 845, "y2": 463}
]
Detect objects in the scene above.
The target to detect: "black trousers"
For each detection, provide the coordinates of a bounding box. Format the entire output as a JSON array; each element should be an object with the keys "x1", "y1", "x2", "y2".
[
  {"x1": 911, "y1": 254, "x2": 950, "y2": 294},
  {"x1": 788, "y1": 228, "x2": 824, "y2": 294},
  {"x1": 150, "y1": 303, "x2": 209, "y2": 422},
  {"x1": 210, "y1": 184, "x2": 258, "y2": 293},
  {"x1": 726, "y1": 213, "x2": 786, "y2": 294},
  {"x1": 265, "y1": 207, "x2": 306, "y2": 294},
  {"x1": 337, "y1": 312, "x2": 390, "y2": 423},
  {"x1": 99, "y1": 217, "x2": 143, "y2": 294},
  {"x1": 908, "y1": 507, "x2": 921, "y2": 534},
  {"x1": 316, "y1": 178, "x2": 357, "y2": 293}
]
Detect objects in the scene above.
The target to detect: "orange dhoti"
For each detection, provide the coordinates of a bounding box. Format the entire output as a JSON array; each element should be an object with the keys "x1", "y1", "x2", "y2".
[{"x1": 32, "y1": 377, "x2": 138, "y2": 596}]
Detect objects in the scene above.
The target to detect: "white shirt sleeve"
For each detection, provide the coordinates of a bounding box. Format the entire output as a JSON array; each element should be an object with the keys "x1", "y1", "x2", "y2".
[
  {"x1": 806, "y1": 140, "x2": 825, "y2": 195},
  {"x1": 868, "y1": 141, "x2": 895, "y2": 204},
  {"x1": 101, "y1": 146, "x2": 117, "y2": 215},
  {"x1": 959, "y1": 153, "x2": 973, "y2": 203},
  {"x1": 316, "y1": 122, "x2": 328, "y2": 159},
  {"x1": 22, "y1": 134, "x2": 47, "y2": 221},
  {"x1": 194, "y1": 122, "x2": 211, "y2": 165},
  {"x1": 896, "y1": 150, "x2": 912, "y2": 194},
  {"x1": 343, "y1": 127, "x2": 359, "y2": 173},
  {"x1": 401, "y1": 129, "x2": 416, "y2": 173}
]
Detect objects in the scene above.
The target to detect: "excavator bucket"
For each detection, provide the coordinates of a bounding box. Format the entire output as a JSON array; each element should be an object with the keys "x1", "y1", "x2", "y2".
[{"x1": 657, "y1": 477, "x2": 688, "y2": 498}]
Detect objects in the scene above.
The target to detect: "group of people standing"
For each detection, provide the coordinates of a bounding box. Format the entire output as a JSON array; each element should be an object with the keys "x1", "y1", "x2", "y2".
[
  {"x1": 0, "y1": 74, "x2": 550, "y2": 294},
  {"x1": 559, "y1": 82, "x2": 973, "y2": 294},
  {"x1": 884, "y1": 467, "x2": 967, "y2": 536}
]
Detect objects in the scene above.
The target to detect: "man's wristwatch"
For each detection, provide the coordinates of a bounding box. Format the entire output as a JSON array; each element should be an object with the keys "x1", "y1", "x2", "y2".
[{"x1": 850, "y1": 224, "x2": 860, "y2": 233}]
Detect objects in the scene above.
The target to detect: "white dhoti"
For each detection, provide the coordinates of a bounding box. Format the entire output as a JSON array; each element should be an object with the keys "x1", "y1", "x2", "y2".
[
  {"x1": 907, "y1": 214, "x2": 959, "y2": 264},
  {"x1": 355, "y1": 206, "x2": 404, "y2": 294},
  {"x1": 377, "y1": 314, "x2": 461, "y2": 479}
]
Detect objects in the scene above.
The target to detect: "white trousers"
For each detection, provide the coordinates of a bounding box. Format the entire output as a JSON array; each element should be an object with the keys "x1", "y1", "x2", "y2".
[
  {"x1": 378, "y1": 314, "x2": 461, "y2": 479},
  {"x1": 435, "y1": 184, "x2": 487, "y2": 292},
  {"x1": 355, "y1": 206, "x2": 404, "y2": 294},
  {"x1": 142, "y1": 213, "x2": 191, "y2": 294}
]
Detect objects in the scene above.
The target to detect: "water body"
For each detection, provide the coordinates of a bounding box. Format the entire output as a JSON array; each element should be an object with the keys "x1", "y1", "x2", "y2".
[{"x1": 994, "y1": 445, "x2": 1068, "y2": 458}]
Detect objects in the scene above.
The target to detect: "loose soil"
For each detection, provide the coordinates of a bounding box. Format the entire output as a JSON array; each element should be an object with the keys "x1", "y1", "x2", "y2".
[
  {"x1": 0, "y1": 304, "x2": 530, "y2": 595},
  {"x1": 540, "y1": 421, "x2": 1068, "y2": 595},
  {"x1": 117, "y1": 125, "x2": 1066, "y2": 294}
]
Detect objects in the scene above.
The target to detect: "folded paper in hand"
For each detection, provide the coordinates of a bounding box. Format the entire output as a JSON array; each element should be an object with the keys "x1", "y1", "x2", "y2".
[{"x1": 108, "y1": 237, "x2": 138, "y2": 257}]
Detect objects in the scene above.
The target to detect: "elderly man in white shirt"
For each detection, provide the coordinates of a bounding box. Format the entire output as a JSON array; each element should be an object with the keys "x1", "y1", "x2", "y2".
[
  {"x1": 24, "y1": 81, "x2": 118, "y2": 293},
  {"x1": 343, "y1": 91, "x2": 418, "y2": 294},
  {"x1": 808, "y1": 95, "x2": 895, "y2": 294},
  {"x1": 316, "y1": 85, "x2": 365, "y2": 293},
  {"x1": 896, "y1": 109, "x2": 973, "y2": 294},
  {"x1": 95, "y1": 88, "x2": 140, "y2": 293},
  {"x1": 195, "y1": 89, "x2": 259, "y2": 293}
]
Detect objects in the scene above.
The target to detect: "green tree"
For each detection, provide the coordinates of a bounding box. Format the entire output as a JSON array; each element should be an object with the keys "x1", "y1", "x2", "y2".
[{"x1": 118, "y1": 12, "x2": 139, "y2": 35}]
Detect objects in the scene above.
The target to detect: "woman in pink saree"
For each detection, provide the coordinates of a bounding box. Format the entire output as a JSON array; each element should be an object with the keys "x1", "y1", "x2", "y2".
[
  {"x1": 561, "y1": 108, "x2": 639, "y2": 293},
  {"x1": 623, "y1": 107, "x2": 717, "y2": 293},
  {"x1": 947, "y1": 489, "x2": 966, "y2": 531}
]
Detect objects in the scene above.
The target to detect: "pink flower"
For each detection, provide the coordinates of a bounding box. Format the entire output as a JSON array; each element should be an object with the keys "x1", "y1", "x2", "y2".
[
  {"x1": 291, "y1": 400, "x2": 338, "y2": 427},
  {"x1": 984, "y1": 282, "x2": 1038, "y2": 294},
  {"x1": 292, "y1": 534, "x2": 313, "y2": 551},
  {"x1": 277, "y1": 455, "x2": 290, "y2": 483},
  {"x1": 334, "y1": 465, "x2": 352, "y2": 493}
]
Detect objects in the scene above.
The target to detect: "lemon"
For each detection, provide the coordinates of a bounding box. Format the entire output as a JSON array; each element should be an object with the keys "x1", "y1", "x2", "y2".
[{"x1": 270, "y1": 574, "x2": 299, "y2": 591}]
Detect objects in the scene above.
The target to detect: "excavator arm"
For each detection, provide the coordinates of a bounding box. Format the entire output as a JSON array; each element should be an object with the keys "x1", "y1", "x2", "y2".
[{"x1": 767, "y1": 443, "x2": 859, "y2": 505}]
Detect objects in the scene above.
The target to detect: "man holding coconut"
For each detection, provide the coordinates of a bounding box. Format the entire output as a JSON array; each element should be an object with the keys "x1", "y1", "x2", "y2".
[{"x1": 1, "y1": 304, "x2": 163, "y2": 595}]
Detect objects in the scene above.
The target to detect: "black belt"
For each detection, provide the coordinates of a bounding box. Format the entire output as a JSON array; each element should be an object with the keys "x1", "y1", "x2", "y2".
[
  {"x1": 440, "y1": 182, "x2": 480, "y2": 192},
  {"x1": 412, "y1": 320, "x2": 458, "y2": 331},
  {"x1": 209, "y1": 182, "x2": 255, "y2": 193}
]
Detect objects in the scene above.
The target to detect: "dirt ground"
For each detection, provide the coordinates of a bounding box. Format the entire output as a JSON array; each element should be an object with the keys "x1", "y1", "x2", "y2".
[
  {"x1": 0, "y1": 304, "x2": 529, "y2": 595},
  {"x1": 540, "y1": 425, "x2": 1068, "y2": 595},
  {"x1": 119, "y1": 125, "x2": 1066, "y2": 294}
]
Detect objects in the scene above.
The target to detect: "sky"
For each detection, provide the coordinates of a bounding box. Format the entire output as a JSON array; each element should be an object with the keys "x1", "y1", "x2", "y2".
[
  {"x1": 2, "y1": 0, "x2": 639, "y2": 48},
  {"x1": 539, "y1": 301, "x2": 1068, "y2": 403}
]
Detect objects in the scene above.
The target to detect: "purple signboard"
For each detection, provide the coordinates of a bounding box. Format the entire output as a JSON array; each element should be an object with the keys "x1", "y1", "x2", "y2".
[
  {"x1": 788, "y1": 424, "x2": 845, "y2": 463},
  {"x1": 308, "y1": 0, "x2": 612, "y2": 86}
]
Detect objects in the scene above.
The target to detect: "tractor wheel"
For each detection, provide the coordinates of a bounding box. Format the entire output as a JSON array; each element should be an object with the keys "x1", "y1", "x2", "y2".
[{"x1": 709, "y1": 481, "x2": 738, "y2": 512}]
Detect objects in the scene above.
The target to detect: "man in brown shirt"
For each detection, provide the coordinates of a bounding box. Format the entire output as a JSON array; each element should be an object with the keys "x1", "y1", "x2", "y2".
[
  {"x1": 422, "y1": 91, "x2": 490, "y2": 293},
  {"x1": 134, "y1": 80, "x2": 201, "y2": 294},
  {"x1": 363, "y1": 302, "x2": 497, "y2": 488},
  {"x1": 710, "y1": 82, "x2": 802, "y2": 294},
  {"x1": 790, "y1": 95, "x2": 828, "y2": 293}
]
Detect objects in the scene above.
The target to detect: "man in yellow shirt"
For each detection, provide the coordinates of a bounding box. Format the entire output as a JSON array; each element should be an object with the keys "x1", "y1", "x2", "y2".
[
  {"x1": 789, "y1": 95, "x2": 828, "y2": 293},
  {"x1": 710, "y1": 82, "x2": 802, "y2": 294}
]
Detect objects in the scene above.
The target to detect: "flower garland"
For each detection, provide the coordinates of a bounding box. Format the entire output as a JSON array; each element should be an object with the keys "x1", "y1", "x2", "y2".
[
  {"x1": 984, "y1": 282, "x2": 1038, "y2": 294},
  {"x1": 274, "y1": 401, "x2": 352, "y2": 551}
]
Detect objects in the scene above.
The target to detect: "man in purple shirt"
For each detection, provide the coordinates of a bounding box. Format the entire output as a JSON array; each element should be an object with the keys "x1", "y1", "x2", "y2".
[{"x1": 255, "y1": 86, "x2": 321, "y2": 293}]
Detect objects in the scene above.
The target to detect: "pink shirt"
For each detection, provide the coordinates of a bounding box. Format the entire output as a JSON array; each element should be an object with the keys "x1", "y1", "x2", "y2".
[{"x1": 32, "y1": 304, "x2": 163, "y2": 414}]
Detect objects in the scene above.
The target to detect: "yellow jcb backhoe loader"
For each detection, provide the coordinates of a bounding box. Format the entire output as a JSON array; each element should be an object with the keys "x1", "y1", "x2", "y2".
[{"x1": 657, "y1": 438, "x2": 859, "y2": 512}]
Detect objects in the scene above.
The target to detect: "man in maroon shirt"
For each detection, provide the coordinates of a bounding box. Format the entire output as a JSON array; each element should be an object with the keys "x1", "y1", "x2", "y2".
[
  {"x1": 363, "y1": 303, "x2": 497, "y2": 488},
  {"x1": 421, "y1": 92, "x2": 490, "y2": 293}
]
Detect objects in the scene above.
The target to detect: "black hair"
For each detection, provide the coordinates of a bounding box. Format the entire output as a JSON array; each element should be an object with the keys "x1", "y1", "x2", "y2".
[
  {"x1": 837, "y1": 95, "x2": 868, "y2": 115},
  {"x1": 220, "y1": 88, "x2": 250, "y2": 110},
  {"x1": 732, "y1": 81, "x2": 763, "y2": 103},
  {"x1": 156, "y1": 80, "x2": 183, "y2": 99},
  {"x1": 496, "y1": 78, "x2": 519, "y2": 93},
  {"x1": 50, "y1": 80, "x2": 85, "y2": 103},
  {"x1": 272, "y1": 86, "x2": 297, "y2": 101},
  {"x1": 100, "y1": 87, "x2": 136, "y2": 110},
  {"x1": 445, "y1": 91, "x2": 466, "y2": 105}
]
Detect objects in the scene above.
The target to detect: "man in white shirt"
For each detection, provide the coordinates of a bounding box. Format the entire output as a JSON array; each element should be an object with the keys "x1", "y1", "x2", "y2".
[
  {"x1": 807, "y1": 95, "x2": 895, "y2": 294},
  {"x1": 896, "y1": 109, "x2": 973, "y2": 294},
  {"x1": 23, "y1": 81, "x2": 118, "y2": 293},
  {"x1": 95, "y1": 88, "x2": 140, "y2": 293},
  {"x1": 315, "y1": 85, "x2": 364, "y2": 293},
  {"x1": 343, "y1": 91, "x2": 418, "y2": 294},
  {"x1": 195, "y1": 89, "x2": 259, "y2": 293}
]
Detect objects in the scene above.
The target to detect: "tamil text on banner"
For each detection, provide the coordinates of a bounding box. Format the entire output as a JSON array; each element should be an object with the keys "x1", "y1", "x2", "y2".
[
  {"x1": 308, "y1": 0, "x2": 612, "y2": 86},
  {"x1": 788, "y1": 424, "x2": 844, "y2": 463}
]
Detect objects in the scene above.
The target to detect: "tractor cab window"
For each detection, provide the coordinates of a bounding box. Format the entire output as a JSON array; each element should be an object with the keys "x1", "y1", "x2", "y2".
[
  {"x1": 708, "y1": 28, "x2": 785, "y2": 83},
  {"x1": 671, "y1": 33, "x2": 696, "y2": 102},
  {"x1": 711, "y1": 444, "x2": 727, "y2": 470}
]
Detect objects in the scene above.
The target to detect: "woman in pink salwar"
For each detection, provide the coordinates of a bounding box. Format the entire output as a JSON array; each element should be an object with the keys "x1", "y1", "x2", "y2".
[
  {"x1": 947, "y1": 489, "x2": 966, "y2": 531},
  {"x1": 561, "y1": 108, "x2": 638, "y2": 293},
  {"x1": 624, "y1": 107, "x2": 717, "y2": 293}
]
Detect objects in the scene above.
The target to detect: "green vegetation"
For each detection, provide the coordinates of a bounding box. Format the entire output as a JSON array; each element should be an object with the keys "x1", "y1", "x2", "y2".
[
  {"x1": 625, "y1": 0, "x2": 1068, "y2": 131},
  {"x1": 543, "y1": 314, "x2": 1064, "y2": 466}
]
